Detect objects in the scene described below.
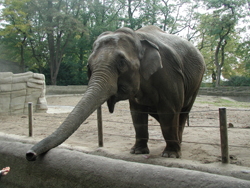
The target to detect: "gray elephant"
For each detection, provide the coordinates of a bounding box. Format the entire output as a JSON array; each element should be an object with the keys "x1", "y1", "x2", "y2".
[{"x1": 26, "y1": 26, "x2": 205, "y2": 161}]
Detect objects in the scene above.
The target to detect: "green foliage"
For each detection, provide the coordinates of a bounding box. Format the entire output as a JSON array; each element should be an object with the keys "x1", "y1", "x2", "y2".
[
  {"x1": 0, "y1": 0, "x2": 249, "y2": 85},
  {"x1": 236, "y1": 40, "x2": 250, "y2": 76},
  {"x1": 49, "y1": 59, "x2": 88, "y2": 86},
  {"x1": 197, "y1": 0, "x2": 249, "y2": 86},
  {"x1": 223, "y1": 76, "x2": 250, "y2": 86},
  {"x1": 0, "y1": 0, "x2": 33, "y2": 71}
]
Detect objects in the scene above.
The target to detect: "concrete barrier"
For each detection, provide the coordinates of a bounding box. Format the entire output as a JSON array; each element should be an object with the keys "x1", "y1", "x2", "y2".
[
  {"x1": 1, "y1": 136, "x2": 250, "y2": 188},
  {"x1": 199, "y1": 87, "x2": 250, "y2": 102},
  {"x1": 0, "y1": 72, "x2": 48, "y2": 114},
  {"x1": 46, "y1": 85, "x2": 88, "y2": 95},
  {"x1": 45, "y1": 85, "x2": 250, "y2": 101}
]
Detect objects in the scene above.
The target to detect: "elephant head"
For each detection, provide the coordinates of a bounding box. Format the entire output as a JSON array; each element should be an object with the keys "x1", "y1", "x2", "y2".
[{"x1": 26, "y1": 27, "x2": 162, "y2": 161}]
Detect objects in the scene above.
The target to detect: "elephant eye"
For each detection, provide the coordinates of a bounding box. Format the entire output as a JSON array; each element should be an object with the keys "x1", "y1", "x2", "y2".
[
  {"x1": 117, "y1": 55, "x2": 128, "y2": 74},
  {"x1": 120, "y1": 57, "x2": 126, "y2": 66}
]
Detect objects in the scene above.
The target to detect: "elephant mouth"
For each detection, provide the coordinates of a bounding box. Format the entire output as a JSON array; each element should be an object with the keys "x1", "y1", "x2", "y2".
[
  {"x1": 107, "y1": 84, "x2": 134, "y2": 113},
  {"x1": 107, "y1": 95, "x2": 117, "y2": 113}
]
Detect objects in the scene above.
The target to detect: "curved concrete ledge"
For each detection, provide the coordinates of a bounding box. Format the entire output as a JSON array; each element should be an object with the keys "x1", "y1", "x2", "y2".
[{"x1": 1, "y1": 140, "x2": 250, "y2": 187}]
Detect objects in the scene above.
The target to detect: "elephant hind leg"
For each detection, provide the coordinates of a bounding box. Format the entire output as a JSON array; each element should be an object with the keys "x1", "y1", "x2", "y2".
[
  {"x1": 159, "y1": 113, "x2": 181, "y2": 158},
  {"x1": 179, "y1": 89, "x2": 200, "y2": 142},
  {"x1": 178, "y1": 111, "x2": 189, "y2": 143}
]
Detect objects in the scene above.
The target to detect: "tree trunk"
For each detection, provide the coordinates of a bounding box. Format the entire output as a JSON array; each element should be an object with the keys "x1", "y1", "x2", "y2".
[
  {"x1": 214, "y1": 37, "x2": 222, "y2": 87},
  {"x1": 79, "y1": 32, "x2": 84, "y2": 75},
  {"x1": 216, "y1": 66, "x2": 221, "y2": 87},
  {"x1": 20, "y1": 36, "x2": 27, "y2": 73},
  {"x1": 47, "y1": 0, "x2": 56, "y2": 85},
  {"x1": 29, "y1": 39, "x2": 43, "y2": 73},
  {"x1": 46, "y1": 0, "x2": 71, "y2": 85},
  {"x1": 128, "y1": 0, "x2": 134, "y2": 29},
  {"x1": 215, "y1": 39, "x2": 227, "y2": 87}
]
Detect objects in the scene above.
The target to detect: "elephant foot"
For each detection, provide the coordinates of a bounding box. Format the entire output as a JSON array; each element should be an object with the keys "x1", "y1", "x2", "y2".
[
  {"x1": 161, "y1": 148, "x2": 181, "y2": 158},
  {"x1": 130, "y1": 145, "x2": 149, "y2": 154}
]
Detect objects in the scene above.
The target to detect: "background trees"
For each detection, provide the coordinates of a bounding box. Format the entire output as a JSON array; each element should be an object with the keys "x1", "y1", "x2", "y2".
[
  {"x1": 0, "y1": 0, "x2": 249, "y2": 86},
  {"x1": 197, "y1": 0, "x2": 249, "y2": 87}
]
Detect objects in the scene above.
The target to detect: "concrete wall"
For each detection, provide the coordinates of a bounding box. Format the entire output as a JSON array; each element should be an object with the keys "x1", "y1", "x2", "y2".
[
  {"x1": 199, "y1": 87, "x2": 250, "y2": 96},
  {"x1": 0, "y1": 72, "x2": 48, "y2": 115},
  {"x1": 1, "y1": 135, "x2": 250, "y2": 188},
  {"x1": 46, "y1": 85, "x2": 250, "y2": 101},
  {"x1": 46, "y1": 85, "x2": 250, "y2": 97},
  {"x1": 198, "y1": 87, "x2": 250, "y2": 102},
  {"x1": 46, "y1": 85, "x2": 88, "y2": 95}
]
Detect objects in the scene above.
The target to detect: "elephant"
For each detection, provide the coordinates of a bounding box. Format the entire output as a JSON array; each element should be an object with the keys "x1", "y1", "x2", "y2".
[{"x1": 26, "y1": 25, "x2": 205, "y2": 161}]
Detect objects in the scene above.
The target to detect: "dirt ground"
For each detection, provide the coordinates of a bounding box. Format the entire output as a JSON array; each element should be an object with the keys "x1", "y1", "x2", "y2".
[{"x1": 1, "y1": 94, "x2": 250, "y2": 169}]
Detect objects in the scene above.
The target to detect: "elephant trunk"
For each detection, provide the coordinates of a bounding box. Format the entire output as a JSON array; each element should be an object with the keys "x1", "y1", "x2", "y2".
[{"x1": 26, "y1": 71, "x2": 117, "y2": 161}]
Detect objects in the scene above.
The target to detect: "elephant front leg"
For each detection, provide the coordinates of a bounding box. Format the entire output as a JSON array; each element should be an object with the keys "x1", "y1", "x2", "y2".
[
  {"x1": 160, "y1": 114, "x2": 181, "y2": 158},
  {"x1": 129, "y1": 100, "x2": 149, "y2": 154}
]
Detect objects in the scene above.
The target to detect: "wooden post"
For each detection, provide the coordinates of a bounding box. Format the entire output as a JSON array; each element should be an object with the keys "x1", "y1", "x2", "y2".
[
  {"x1": 97, "y1": 106, "x2": 103, "y2": 147},
  {"x1": 219, "y1": 108, "x2": 229, "y2": 163},
  {"x1": 28, "y1": 102, "x2": 33, "y2": 137}
]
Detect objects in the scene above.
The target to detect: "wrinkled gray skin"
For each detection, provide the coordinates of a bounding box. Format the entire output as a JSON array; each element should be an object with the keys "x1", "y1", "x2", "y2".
[{"x1": 26, "y1": 26, "x2": 205, "y2": 161}]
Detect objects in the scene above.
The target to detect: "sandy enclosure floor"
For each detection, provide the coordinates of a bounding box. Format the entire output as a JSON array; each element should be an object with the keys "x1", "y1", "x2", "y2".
[{"x1": 1, "y1": 95, "x2": 250, "y2": 168}]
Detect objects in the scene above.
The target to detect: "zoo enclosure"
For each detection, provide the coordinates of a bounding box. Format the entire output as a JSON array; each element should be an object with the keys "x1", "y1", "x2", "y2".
[
  {"x1": 24, "y1": 101, "x2": 250, "y2": 166},
  {"x1": 1, "y1": 85, "x2": 250, "y2": 166}
]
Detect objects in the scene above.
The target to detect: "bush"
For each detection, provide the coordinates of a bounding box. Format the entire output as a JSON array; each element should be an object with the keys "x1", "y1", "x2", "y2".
[
  {"x1": 223, "y1": 76, "x2": 250, "y2": 86},
  {"x1": 39, "y1": 62, "x2": 88, "y2": 86}
]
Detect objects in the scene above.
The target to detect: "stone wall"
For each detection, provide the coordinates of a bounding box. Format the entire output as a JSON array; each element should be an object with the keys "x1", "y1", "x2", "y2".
[
  {"x1": 46, "y1": 85, "x2": 250, "y2": 98},
  {"x1": 198, "y1": 87, "x2": 250, "y2": 96},
  {"x1": 0, "y1": 72, "x2": 48, "y2": 114},
  {"x1": 198, "y1": 87, "x2": 250, "y2": 102},
  {"x1": 46, "y1": 85, "x2": 88, "y2": 95}
]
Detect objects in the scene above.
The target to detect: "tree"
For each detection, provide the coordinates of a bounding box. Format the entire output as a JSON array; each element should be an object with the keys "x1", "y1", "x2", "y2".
[
  {"x1": 236, "y1": 39, "x2": 250, "y2": 77},
  {"x1": 116, "y1": 0, "x2": 142, "y2": 29},
  {"x1": 0, "y1": 0, "x2": 85, "y2": 84},
  {"x1": 1, "y1": 0, "x2": 249, "y2": 86},
  {"x1": 139, "y1": 0, "x2": 160, "y2": 26},
  {"x1": 197, "y1": 0, "x2": 248, "y2": 86},
  {"x1": 0, "y1": 0, "x2": 32, "y2": 72},
  {"x1": 44, "y1": 0, "x2": 84, "y2": 85}
]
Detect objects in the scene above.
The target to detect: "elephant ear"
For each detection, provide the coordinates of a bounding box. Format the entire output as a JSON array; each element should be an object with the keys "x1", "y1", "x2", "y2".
[{"x1": 139, "y1": 40, "x2": 163, "y2": 80}]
